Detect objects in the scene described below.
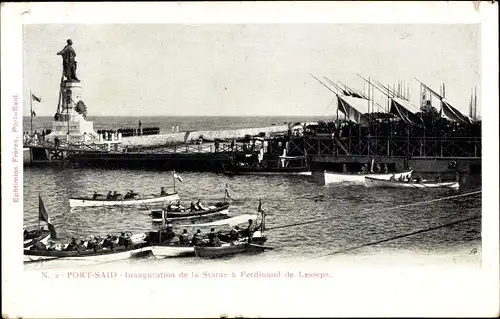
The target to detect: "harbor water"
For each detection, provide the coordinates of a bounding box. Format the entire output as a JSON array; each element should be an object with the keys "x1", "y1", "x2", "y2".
[{"x1": 23, "y1": 165, "x2": 482, "y2": 269}]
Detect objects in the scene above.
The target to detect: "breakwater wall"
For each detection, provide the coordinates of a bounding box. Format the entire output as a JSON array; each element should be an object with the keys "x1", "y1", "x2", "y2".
[{"x1": 119, "y1": 125, "x2": 290, "y2": 147}]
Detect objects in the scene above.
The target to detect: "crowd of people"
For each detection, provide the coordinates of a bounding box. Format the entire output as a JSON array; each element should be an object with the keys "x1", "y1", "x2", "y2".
[
  {"x1": 305, "y1": 112, "x2": 481, "y2": 140},
  {"x1": 28, "y1": 232, "x2": 135, "y2": 252},
  {"x1": 297, "y1": 117, "x2": 482, "y2": 157},
  {"x1": 96, "y1": 127, "x2": 160, "y2": 138},
  {"x1": 23, "y1": 129, "x2": 53, "y2": 145}
]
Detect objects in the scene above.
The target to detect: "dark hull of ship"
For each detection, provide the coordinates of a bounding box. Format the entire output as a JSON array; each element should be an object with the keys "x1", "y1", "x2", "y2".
[
  {"x1": 222, "y1": 164, "x2": 311, "y2": 175},
  {"x1": 151, "y1": 203, "x2": 230, "y2": 222}
]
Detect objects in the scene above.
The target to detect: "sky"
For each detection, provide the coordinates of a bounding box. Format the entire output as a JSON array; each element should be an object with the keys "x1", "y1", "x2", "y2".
[{"x1": 23, "y1": 24, "x2": 481, "y2": 117}]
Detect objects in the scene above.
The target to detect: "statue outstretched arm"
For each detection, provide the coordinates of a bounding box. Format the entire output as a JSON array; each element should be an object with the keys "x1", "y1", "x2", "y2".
[{"x1": 57, "y1": 45, "x2": 70, "y2": 56}]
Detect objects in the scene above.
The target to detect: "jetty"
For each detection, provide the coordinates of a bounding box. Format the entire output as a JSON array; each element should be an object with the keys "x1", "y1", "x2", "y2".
[{"x1": 23, "y1": 124, "x2": 290, "y2": 170}]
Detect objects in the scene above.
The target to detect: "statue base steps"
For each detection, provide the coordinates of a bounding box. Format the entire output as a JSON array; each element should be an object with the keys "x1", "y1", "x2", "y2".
[{"x1": 49, "y1": 115, "x2": 96, "y2": 143}]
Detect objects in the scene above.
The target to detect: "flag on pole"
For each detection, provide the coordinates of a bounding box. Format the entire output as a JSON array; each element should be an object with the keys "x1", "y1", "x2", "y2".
[
  {"x1": 32, "y1": 93, "x2": 42, "y2": 103},
  {"x1": 174, "y1": 172, "x2": 184, "y2": 182},
  {"x1": 39, "y1": 195, "x2": 57, "y2": 239}
]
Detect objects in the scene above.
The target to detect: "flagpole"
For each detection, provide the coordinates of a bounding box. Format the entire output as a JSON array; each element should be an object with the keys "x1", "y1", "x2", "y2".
[
  {"x1": 474, "y1": 86, "x2": 477, "y2": 120},
  {"x1": 30, "y1": 89, "x2": 33, "y2": 135},
  {"x1": 421, "y1": 83, "x2": 426, "y2": 156},
  {"x1": 38, "y1": 193, "x2": 41, "y2": 230},
  {"x1": 173, "y1": 169, "x2": 176, "y2": 192},
  {"x1": 224, "y1": 184, "x2": 227, "y2": 203}
]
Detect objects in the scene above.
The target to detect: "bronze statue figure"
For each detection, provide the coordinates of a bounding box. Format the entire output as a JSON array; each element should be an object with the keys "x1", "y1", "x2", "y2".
[{"x1": 57, "y1": 39, "x2": 80, "y2": 82}]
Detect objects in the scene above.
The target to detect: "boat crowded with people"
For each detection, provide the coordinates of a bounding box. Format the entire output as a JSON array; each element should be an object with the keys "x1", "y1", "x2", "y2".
[
  {"x1": 148, "y1": 229, "x2": 268, "y2": 258},
  {"x1": 323, "y1": 161, "x2": 413, "y2": 185},
  {"x1": 148, "y1": 200, "x2": 270, "y2": 258},
  {"x1": 193, "y1": 200, "x2": 272, "y2": 258},
  {"x1": 365, "y1": 174, "x2": 460, "y2": 189},
  {"x1": 69, "y1": 188, "x2": 180, "y2": 208},
  {"x1": 24, "y1": 232, "x2": 151, "y2": 263}
]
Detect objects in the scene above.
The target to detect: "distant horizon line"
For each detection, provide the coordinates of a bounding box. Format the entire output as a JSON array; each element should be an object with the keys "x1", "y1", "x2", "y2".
[{"x1": 23, "y1": 114, "x2": 337, "y2": 118}]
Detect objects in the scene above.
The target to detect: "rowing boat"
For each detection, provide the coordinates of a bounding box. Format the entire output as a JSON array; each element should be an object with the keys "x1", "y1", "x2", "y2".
[
  {"x1": 69, "y1": 192, "x2": 180, "y2": 208},
  {"x1": 194, "y1": 201, "x2": 271, "y2": 258},
  {"x1": 365, "y1": 176, "x2": 460, "y2": 189},
  {"x1": 24, "y1": 243, "x2": 151, "y2": 263},
  {"x1": 24, "y1": 233, "x2": 150, "y2": 263},
  {"x1": 323, "y1": 170, "x2": 413, "y2": 185},
  {"x1": 150, "y1": 203, "x2": 230, "y2": 222},
  {"x1": 151, "y1": 231, "x2": 267, "y2": 258}
]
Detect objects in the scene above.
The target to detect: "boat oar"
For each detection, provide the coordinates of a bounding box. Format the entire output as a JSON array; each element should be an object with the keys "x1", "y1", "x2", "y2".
[
  {"x1": 249, "y1": 243, "x2": 274, "y2": 250},
  {"x1": 137, "y1": 195, "x2": 150, "y2": 211}
]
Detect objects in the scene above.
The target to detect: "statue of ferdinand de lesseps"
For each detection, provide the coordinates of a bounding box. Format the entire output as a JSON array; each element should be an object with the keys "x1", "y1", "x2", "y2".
[{"x1": 57, "y1": 39, "x2": 80, "y2": 82}]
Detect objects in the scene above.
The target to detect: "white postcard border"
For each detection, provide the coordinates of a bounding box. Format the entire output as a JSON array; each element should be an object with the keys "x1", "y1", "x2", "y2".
[{"x1": 2, "y1": 2, "x2": 498, "y2": 318}]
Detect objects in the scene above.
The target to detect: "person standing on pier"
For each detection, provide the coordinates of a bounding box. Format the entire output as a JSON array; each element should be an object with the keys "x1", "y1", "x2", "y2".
[
  {"x1": 54, "y1": 136, "x2": 60, "y2": 148},
  {"x1": 214, "y1": 139, "x2": 220, "y2": 153}
]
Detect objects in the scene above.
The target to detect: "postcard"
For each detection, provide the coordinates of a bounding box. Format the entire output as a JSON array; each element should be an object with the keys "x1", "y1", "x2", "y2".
[{"x1": 1, "y1": 2, "x2": 498, "y2": 318}]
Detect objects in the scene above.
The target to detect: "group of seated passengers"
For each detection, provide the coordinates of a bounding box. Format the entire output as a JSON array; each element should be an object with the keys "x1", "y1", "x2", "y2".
[
  {"x1": 359, "y1": 163, "x2": 389, "y2": 174},
  {"x1": 165, "y1": 200, "x2": 186, "y2": 212},
  {"x1": 390, "y1": 174, "x2": 424, "y2": 183},
  {"x1": 93, "y1": 190, "x2": 139, "y2": 200},
  {"x1": 165, "y1": 200, "x2": 207, "y2": 212},
  {"x1": 186, "y1": 228, "x2": 222, "y2": 247},
  {"x1": 390, "y1": 173, "x2": 453, "y2": 184},
  {"x1": 157, "y1": 220, "x2": 257, "y2": 248},
  {"x1": 29, "y1": 233, "x2": 134, "y2": 252}
]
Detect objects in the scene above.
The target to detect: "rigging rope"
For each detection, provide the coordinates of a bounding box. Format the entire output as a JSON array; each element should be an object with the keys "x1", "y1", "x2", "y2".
[
  {"x1": 322, "y1": 97, "x2": 336, "y2": 116},
  {"x1": 311, "y1": 214, "x2": 481, "y2": 259},
  {"x1": 266, "y1": 189, "x2": 481, "y2": 231}
]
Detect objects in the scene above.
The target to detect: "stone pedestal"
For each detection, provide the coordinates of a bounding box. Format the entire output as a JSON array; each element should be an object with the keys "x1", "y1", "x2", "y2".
[{"x1": 49, "y1": 81, "x2": 96, "y2": 143}]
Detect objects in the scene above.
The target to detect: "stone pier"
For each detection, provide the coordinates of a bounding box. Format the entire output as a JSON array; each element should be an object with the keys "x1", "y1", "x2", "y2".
[{"x1": 119, "y1": 124, "x2": 290, "y2": 147}]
